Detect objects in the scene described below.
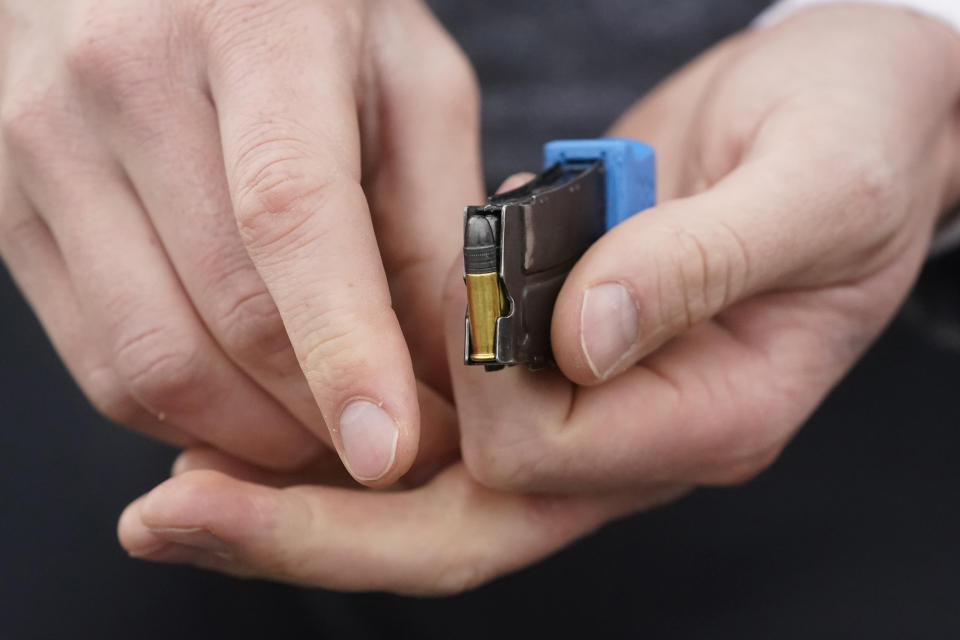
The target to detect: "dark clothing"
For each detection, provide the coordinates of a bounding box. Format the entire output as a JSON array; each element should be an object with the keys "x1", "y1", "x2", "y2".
[
  {"x1": 448, "y1": 0, "x2": 770, "y2": 187},
  {"x1": 5, "y1": 2, "x2": 960, "y2": 637}
]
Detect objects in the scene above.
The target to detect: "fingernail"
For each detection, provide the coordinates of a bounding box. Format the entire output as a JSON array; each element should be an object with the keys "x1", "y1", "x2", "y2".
[
  {"x1": 145, "y1": 527, "x2": 229, "y2": 554},
  {"x1": 338, "y1": 400, "x2": 399, "y2": 481},
  {"x1": 580, "y1": 282, "x2": 638, "y2": 380}
]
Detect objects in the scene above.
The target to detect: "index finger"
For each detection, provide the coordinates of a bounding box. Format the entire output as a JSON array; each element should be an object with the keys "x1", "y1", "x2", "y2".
[{"x1": 205, "y1": 5, "x2": 418, "y2": 486}]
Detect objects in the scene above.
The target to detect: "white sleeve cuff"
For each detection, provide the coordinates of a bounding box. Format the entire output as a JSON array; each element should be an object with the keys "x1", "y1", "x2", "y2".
[{"x1": 755, "y1": 0, "x2": 960, "y2": 33}]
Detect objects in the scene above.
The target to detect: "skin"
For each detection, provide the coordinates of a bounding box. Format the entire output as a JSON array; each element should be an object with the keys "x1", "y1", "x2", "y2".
[
  {"x1": 112, "y1": 5, "x2": 960, "y2": 595},
  {"x1": 0, "y1": 0, "x2": 477, "y2": 484},
  {"x1": 2, "y1": 2, "x2": 958, "y2": 594}
]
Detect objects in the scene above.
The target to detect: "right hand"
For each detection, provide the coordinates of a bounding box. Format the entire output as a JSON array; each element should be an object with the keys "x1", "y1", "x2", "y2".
[{"x1": 0, "y1": 0, "x2": 480, "y2": 484}]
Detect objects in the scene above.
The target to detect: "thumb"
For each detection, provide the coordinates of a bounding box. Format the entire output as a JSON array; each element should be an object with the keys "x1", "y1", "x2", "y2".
[{"x1": 551, "y1": 147, "x2": 916, "y2": 384}]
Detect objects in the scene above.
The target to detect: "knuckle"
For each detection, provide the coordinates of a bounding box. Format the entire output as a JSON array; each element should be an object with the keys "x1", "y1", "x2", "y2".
[
  {"x1": 843, "y1": 149, "x2": 899, "y2": 213},
  {"x1": 703, "y1": 444, "x2": 781, "y2": 487},
  {"x1": 424, "y1": 559, "x2": 485, "y2": 596},
  {"x1": 0, "y1": 212, "x2": 44, "y2": 254},
  {"x1": 216, "y1": 287, "x2": 291, "y2": 363},
  {"x1": 695, "y1": 405, "x2": 786, "y2": 487},
  {"x1": 844, "y1": 151, "x2": 905, "y2": 241},
  {"x1": 461, "y1": 434, "x2": 547, "y2": 492},
  {"x1": 712, "y1": 221, "x2": 751, "y2": 305},
  {"x1": 297, "y1": 313, "x2": 370, "y2": 392},
  {"x1": 649, "y1": 226, "x2": 710, "y2": 332},
  {"x1": 423, "y1": 47, "x2": 479, "y2": 123},
  {"x1": 64, "y1": 19, "x2": 136, "y2": 84},
  {"x1": 62, "y1": 6, "x2": 174, "y2": 136},
  {"x1": 232, "y1": 135, "x2": 336, "y2": 253},
  {"x1": 815, "y1": 145, "x2": 903, "y2": 244},
  {"x1": 64, "y1": 28, "x2": 118, "y2": 83},
  {"x1": 113, "y1": 326, "x2": 206, "y2": 412},
  {"x1": 415, "y1": 482, "x2": 496, "y2": 595},
  {"x1": 399, "y1": 31, "x2": 479, "y2": 133},
  {"x1": 649, "y1": 221, "x2": 750, "y2": 334},
  {"x1": 673, "y1": 226, "x2": 739, "y2": 324},
  {"x1": 62, "y1": 6, "x2": 160, "y2": 91},
  {"x1": 673, "y1": 363, "x2": 788, "y2": 488},
  {"x1": 672, "y1": 228, "x2": 712, "y2": 327},
  {"x1": 80, "y1": 363, "x2": 139, "y2": 423},
  {"x1": 0, "y1": 91, "x2": 61, "y2": 159}
]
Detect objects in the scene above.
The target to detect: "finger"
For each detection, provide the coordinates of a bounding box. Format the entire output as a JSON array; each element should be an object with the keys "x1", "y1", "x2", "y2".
[
  {"x1": 442, "y1": 260, "x2": 580, "y2": 489},
  {"x1": 446, "y1": 251, "x2": 883, "y2": 491},
  {"x1": 206, "y1": 6, "x2": 418, "y2": 485},
  {"x1": 172, "y1": 380, "x2": 461, "y2": 489},
  {"x1": 119, "y1": 466, "x2": 687, "y2": 594},
  {"x1": 92, "y1": 72, "x2": 461, "y2": 479},
  {"x1": 91, "y1": 69, "x2": 332, "y2": 449},
  {"x1": 4, "y1": 111, "x2": 322, "y2": 469},
  {"x1": 45, "y1": 177, "x2": 322, "y2": 468},
  {"x1": 394, "y1": 380, "x2": 460, "y2": 487},
  {"x1": 171, "y1": 446, "x2": 356, "y2": 489},
  {"x1": 119, "y1": 494, "x2": 252, "y2": 577},
  {"x1": 0, "y1": 185, "x2": 191, "y2": 446},
  {"x1": 551, "y1": 128, "x2": 940, "y2": 384},
  {"x1": 495, "y1": 173, "x2": 536, "y2": 195},
  {"x1": 551, "y1": 282, "x2": 903, "y2": 489},
  {"x1": 362, "y1": 0, "x2": 484, "y2": 396}
]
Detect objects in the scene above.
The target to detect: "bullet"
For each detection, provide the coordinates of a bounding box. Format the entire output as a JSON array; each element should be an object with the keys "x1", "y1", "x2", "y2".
[{"x1": 464, "y1": 215, "x2": 504, "y2": 362}]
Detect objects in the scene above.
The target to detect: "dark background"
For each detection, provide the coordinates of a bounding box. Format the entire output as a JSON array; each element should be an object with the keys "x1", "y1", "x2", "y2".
[{"x1": 4, "y1": 1, "x2": 960, "y2": 637}]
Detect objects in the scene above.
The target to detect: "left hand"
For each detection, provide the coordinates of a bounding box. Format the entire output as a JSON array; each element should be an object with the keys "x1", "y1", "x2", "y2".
[
  {"x1": 0, "y1": 0, "x2": 475, "y2": 484},
  {"x1": 115, "y1": 5, "x2": 960, "y2": 594}
]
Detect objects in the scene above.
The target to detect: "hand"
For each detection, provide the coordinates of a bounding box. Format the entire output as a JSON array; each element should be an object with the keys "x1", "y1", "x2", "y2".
[
  {"x1": 112, "y1": 5, "x2": 960, "y2": 594},
  {"x1": 446, "y1": 4, "x2": 960, "y2": 494},
  {"x1": 0, "y1": 0, "x2": 478, "y2": 483}
]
